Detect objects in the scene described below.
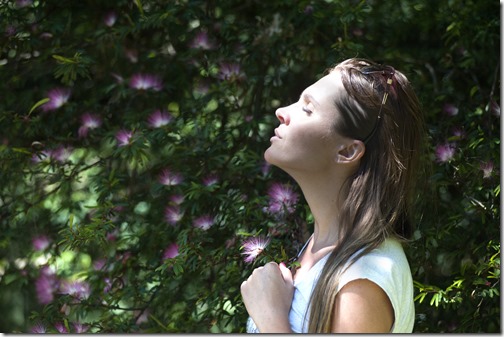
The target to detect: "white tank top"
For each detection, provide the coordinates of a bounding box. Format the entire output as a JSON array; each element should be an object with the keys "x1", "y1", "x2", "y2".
[{"x1": 246, "y1": 237, "x2": 415, "y2": 333}]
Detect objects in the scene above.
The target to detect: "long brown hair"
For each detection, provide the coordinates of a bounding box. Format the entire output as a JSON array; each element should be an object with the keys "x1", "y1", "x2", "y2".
[{"x1": 307, "y1": 58, "x2": 426, "y2": 332}]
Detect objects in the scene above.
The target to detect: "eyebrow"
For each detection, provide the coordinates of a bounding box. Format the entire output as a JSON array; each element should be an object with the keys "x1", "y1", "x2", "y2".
[{"x1": 301, "y1": 92, "x2": 319, "y2": 107}]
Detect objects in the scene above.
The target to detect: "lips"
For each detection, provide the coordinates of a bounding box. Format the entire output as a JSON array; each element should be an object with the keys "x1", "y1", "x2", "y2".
[{"x1": 274, "y1": 128, "x2": 282, "y2": 139}]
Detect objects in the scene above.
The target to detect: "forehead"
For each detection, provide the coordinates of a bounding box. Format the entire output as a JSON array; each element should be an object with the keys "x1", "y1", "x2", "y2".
[{"x1": 304, "y1": 70, "x2": 343, "y2": 102}]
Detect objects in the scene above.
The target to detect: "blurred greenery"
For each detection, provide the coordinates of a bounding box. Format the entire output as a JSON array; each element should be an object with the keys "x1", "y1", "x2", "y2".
[{"x1": 0, "y1": 0, "x2": 500, "y2": 333}]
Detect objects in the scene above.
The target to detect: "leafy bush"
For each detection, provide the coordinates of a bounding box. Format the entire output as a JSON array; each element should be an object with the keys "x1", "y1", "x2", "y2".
[{"x1": 0, "y1": 0, "x2": 499, "y2": 333}]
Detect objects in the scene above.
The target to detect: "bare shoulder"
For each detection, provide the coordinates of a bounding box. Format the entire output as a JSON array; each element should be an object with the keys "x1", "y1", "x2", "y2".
[{"x1": 331, "y1": 278, "x2": 394, "y2": 333}]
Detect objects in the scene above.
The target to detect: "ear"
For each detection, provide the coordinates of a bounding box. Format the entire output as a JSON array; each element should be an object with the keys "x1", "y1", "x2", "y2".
[{"x1": 335, "y1": 140, "x2": 365, "y2": 164}]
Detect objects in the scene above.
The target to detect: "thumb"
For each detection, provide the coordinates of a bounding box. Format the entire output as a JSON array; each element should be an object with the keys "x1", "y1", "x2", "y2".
[{"x1": 279, "y1": 262, "x2": 293, "y2": 284}]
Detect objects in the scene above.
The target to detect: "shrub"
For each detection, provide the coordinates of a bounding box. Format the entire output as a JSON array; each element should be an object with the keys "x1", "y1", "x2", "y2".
[{"x1": 0, "y1": 0, "x2": 499, "y2": 333}]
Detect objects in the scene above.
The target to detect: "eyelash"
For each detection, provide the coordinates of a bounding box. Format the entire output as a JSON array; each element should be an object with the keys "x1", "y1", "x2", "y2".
[{"x1": 302, "y1": 106, "x2": 313, "y2": 114}]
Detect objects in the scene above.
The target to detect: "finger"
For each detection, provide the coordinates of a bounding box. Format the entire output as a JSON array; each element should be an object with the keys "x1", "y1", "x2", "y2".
[
  {"x1": 251, "y1": 266, "x2": 263, "y2": 276},
  {"x1": 240, "y1": 281, "x2": 247, "y2": 296},
  {"x1": 279, "y1": 262, "x2": 293, "y2": 284}
]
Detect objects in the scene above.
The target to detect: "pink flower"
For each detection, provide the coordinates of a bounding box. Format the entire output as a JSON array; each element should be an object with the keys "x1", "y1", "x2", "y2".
[
  {"x1": 225, "y1": 236, "x2": 237, "y2": 249},
  {"x1": 54, "y1": 322, "x2": 68, "y2": 333},
  {"x1": 42, "y1": 88, "x2": 71, "y2": 111},
  {"x1": 78, "y1": 113, "x2": 102, "y2": 138},
  {"x1": 32, "y1": 235, "x2": 51, "y2": 251},
  {"x1": 73, "y1": 322, "x2": 89, "y2": 333},
  {"x1": 103, "y1": 11, "x2": 117, "y2": 27},
  {"x1": 193, "y1": 215, "x2": 214, "y2": 230},
  {"x1": 106, "y1": 229, "x2": 118, "y2": 241},
  {"x1": 193, "y1": 80, "x2": 210, "y2": 96},
  {"x1": 241, "y1": 236, "x2": 270, "y2": 263},
  {"x1": 165, "y1": 205, "x2": 184, "y2": 225},
  {"x1": 190, "y1": 31, "x2": 215, "y2": 50},
  {"x1": 119, "y1": 252, "x2": 132, "y2": 264},
  {"x1": 129, "y1": 73, "x2": 162, "y2": 91},
  {"x1": 148, "y1": 110, "x2": 173, "y2": 128},
  {"x1": 31, "y1": 150, "x2": 50, "y2": 163},
  {"x1": 304, "y1": 5, "x2": 314, "y2": 14},
  {"x1": 218, "y1": 62, "x2": 243, "y2": 81},
  {"x1": 266, "y1": 183, "x2": 299, "y2": 215},
  {"x1": 451, "y1": 126, "x2": 465, "y2": 139},
  {"x1": 163, "y1": 243, "x2": 179, "y2": 260},
  {"x1": 480, "y1": 161, "x2": 494, "y2": 179},
  {"x1": 35, "y1": 266, "x2": 59, "y2": 304},
  {"x1": 202, "y1": 174, "x2": 219, "y2": 186},
  {"x1": 103, "y1": 277, "x2": 113, "y2": 293},
  {"x1": 51, "y1": 145, "x2": 73, "y2": 162},
  {"x1": 15, "y1": 0, "x2": 33, "y2": 8},
  {"x1": 39, "y1": 32, "x2": 53, "y2": 40},
  {"x1": 489, "y1": 99, "x2": 500, "y2": 116},
  {"x1": 135, "y1": 309, "x2": 150, "y2": 325},
  {"x1": 443, "y1": 103, "x2": 459, "y2": 116},
  {"x1": 30, "y1": 322, "x2": 47, "y2": 333},
  {"x1": 169, "y1": 194, "x2": 185, "y2": 205},
  {"x1": 115, "y1": 129, "x2": 133, "y2": 147},
  {"x1": 159, "y1": 169, "x2": 183, "y2": 186},
  {"x1": 111, "y1": 72, "x2": 124, "y2": 83},
  {"x1": 125, "y1": 49, "x2": 138, "y2": 63},
  {"x1": 59, "y1": 280, "x2": 91, "y2": 300},
  {"x1": 435, "y1": 143, "x2": 456, "y2": 163},
  {"x1": 93, "y1": 258, "x2": 106, "y2": 271},
  {"x1": 261, "y1": 161, "x2": 271, "y2": 176}
]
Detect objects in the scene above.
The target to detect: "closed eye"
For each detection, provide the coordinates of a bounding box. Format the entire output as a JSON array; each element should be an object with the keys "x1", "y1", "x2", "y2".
[{"x1": 302, "y1": 106, "x2": 313, "y2": 114}]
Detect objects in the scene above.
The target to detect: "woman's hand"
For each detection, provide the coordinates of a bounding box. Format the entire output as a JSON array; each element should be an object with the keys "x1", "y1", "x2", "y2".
[{"x1": 240, "y1": 261, "x2": 294, "y2": 333}]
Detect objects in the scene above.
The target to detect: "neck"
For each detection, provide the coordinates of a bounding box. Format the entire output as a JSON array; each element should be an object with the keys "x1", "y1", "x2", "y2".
[{"x1": 289, "y1": 168, "x2": 349, "y2": 252}]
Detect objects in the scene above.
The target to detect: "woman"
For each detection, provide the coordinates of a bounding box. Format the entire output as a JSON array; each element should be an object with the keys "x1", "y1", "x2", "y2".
[{"x1": 241, "y1": 58, "x2": 425, "y2": 333}]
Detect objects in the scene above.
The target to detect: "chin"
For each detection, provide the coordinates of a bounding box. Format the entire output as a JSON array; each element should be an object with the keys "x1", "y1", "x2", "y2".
[
  {"x1": 263, "y1": 147, "x2": 276, "y2": 165},
  {"x1": 264, "y1": 149, "x2": 287, "y2": 172}
]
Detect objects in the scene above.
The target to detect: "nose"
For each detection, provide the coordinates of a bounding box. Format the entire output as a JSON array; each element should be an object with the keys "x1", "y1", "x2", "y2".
[{"x1": 275, "y1": 106, "x2": 290, "y2": 125}]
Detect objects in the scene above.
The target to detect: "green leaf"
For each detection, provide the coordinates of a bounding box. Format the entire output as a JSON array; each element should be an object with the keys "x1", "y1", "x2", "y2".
[
  {"x1": 3, "y1": 274, "x2": 19, "y2": 285},
  {"x1": 133, "y1": 0, "x2": 145, "y2": 16},
  {"x1": 28, "y1": 98, "x2": 50, "y2": 116},
  {"x1": 52, "y1": 54, "x2": 77, "y2": 64}
]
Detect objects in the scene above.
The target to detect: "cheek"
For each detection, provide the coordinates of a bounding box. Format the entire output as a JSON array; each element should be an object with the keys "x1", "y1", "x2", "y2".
[{"x1": 265, "y1": 129, "x2": 336, "y2": 169}]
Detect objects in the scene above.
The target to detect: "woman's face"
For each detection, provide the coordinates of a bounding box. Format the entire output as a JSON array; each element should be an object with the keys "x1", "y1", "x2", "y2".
[{"x1": 264, "y1": 70, "x2": 350, "y2": 174}]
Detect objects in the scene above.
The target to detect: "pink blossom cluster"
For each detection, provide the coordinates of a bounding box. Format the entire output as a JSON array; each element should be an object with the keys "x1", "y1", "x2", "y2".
[
  {"x1": 241, "y1": 236, "x2": 270, "y2": 263},
  {"x1": 189, "y1": 31, "x2": 216, "y2": 50},
  {"x1": 15, "y1": 0, "x2": 33, "y2": 8},
  {"x1": 35, "y1": 266, "x2": 92, "y2": 306},
  {"x1": 60, "y1": 279, "x2": 91, "y2": 301},
  {"x1": 159, "y1": 168, "x2": 184, "y2": 186},
  {"x1": 115, "y1": 129, "x2": 134, "y2": 147},
  {"x1": 165, "y1": 194, "x2": 185, "y2": 226},
  {"x1": 265, "y1": 182, "x2": 299, "y2": 215},
  {"x1": 35, "y1": 266, "x2": 59, "y2": 305},
  {"x1": 31, "y1": 321, "x2": 89, "y2": 333},
  {"x1": 218, "y1": 62, "x2": 244, "y2": 81},
  {"x1": 148, "y1": 109, "x2": 173, "y2": 128},
  {"x1": 78, "y1": 113, "x2": 102, "y2": 138},
  {"x1": 442, "y1": 103, "x2": 459, "y2": 116},
  {"x1": 32, "y1": 235, "x2": 51, "y2": 251},
  {"x1": 165, "y1": 205, "x2": 184, "y2": 225},
  {"x1": 202, "y1": 173, "x2": 219, "y2": 187},
  {"x1": 103, "y1": 11, "x2": 117, "y2": 27},
  {"x1": 163, "y1": 242, "x2": 179, "y2": 260},
  {"x1": 129, "y1": 73, "x2": 163, "y2": 91},
  {"x1": 435, "y1": 143, "x2": 456, "y2": 163},
  {"x1": 193, "y1": 214, "x2": 215, "y2": 230},
  {"x1": 31, "y1": 146, "x2": 73, "y2": 164},
  {"x1": 42, "y1": 88, "x2": 71, "y2": 112},
  {"x1": 480, "y1": 161, "x2": 494, "y2": 179}
]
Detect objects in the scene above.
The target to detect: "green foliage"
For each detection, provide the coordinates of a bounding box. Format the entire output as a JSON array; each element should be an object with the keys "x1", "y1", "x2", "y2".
[{"x1": 0, "y1": 0, "x2": 499, "y2": 333}]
